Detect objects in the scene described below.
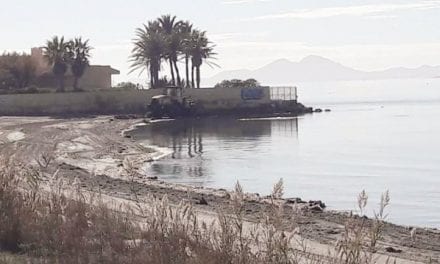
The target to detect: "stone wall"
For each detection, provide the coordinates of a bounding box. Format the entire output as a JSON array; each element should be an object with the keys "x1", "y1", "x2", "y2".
[
  {"x1": 0, "y1": 87, "x2": 272, "y2": 116},
  {"x1": 184, "y1": 87, "x2": 271, "y2": 110},
  {"x1": 0, "y1": 90, "x2": 161, "y2": 116}
]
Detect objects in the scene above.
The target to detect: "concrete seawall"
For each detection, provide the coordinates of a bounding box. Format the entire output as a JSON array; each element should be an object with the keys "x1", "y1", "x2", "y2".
[
  {"x1": 0, "y1": 87, "x2": 303, "y2": 116},
  {"x1": 0, "y1": 90, "x2": 160, "y2": 116}
]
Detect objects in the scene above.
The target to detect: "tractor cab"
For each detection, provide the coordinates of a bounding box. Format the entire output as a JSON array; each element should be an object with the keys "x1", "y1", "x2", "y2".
[{"x1": 147, "y1": 86, "x2": 195, "y2": 119}]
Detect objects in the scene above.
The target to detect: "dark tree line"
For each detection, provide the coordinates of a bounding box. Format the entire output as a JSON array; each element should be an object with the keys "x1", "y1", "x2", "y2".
[
  {"x1": 0, "y1": 52, "x2": 36, "y2": 91},
  {"x1": 214, "y1": 79, "x2": 261, "y2": 89}
]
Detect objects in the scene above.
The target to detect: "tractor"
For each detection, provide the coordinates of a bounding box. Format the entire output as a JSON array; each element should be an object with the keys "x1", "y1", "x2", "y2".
[{"x1": 147, "y1": 86, "x2": 196, "y2": 119}]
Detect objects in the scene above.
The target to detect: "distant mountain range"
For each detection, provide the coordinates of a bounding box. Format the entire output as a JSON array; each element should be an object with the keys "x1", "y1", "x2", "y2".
[{"x1": 204, "y1": 55, "x2": 440, "y2": 86}]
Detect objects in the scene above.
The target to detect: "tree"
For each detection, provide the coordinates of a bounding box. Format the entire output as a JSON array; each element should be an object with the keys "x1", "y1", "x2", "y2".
[
  {"x1": 115, "y1": 82, "x2": 138, "y2": 90},
  {"x1": 69, "y1": 38, "x2": 92, "y2": 91},
  {"x1": 189, "y1": 30, "x2": 218, "y2": 88},
  {"x1": 214, "y1": 79, "x2": 261, "y2": 89},
  {"x1": 158, "y1": 15, "x2": 182, "y2": 86},
  {"x1": 43, "y1": 36, "x2": 71, "y2": 92},
  {"x1": 130, "y1": 22, "x2": 166, "y2": 89},
  {"x1": 0, "y1": 52, "x2": 36, "y2": 90},
  {"x1": 179, "y1": 21, "x2": 193, "y2": 88},
  {"x1": 130, "y1": 15, "x2": 218, "y2": 89}
]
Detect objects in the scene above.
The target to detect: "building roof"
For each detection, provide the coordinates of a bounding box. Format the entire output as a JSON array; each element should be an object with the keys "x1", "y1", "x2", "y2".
[
  {"x1": 30, "y1": 47, "x2": 120, "y2": 76},
  {"x1": 86, "y1": 65, "x2": 120, "y2": 75}
]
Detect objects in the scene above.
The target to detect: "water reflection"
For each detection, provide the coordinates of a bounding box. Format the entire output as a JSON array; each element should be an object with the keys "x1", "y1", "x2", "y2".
[
  {"x1": 270, "y1": 118, "x2": 299, "y2": 138},
  {"x1": 128, "y1": 81, "x2": 440, "y2": 227},
  {"x1": 131, "y1": 118, "x2": 299, "y2": 183}
]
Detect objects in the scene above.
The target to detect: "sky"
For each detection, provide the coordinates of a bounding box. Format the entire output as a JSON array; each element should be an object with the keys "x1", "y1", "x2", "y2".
[{"x1": 1, "y1": 0, "x2": 440, "y2": 85}]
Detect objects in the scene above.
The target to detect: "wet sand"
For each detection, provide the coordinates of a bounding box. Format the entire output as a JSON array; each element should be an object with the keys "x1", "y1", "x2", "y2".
[{"x1": 0, "y1": 116, "x2": 439, "y2": 263}]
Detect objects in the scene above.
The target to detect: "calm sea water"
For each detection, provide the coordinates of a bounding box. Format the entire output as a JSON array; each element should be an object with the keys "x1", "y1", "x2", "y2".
[{"x1": 131, "y1": 78, "x2": 440, "y2": 227}]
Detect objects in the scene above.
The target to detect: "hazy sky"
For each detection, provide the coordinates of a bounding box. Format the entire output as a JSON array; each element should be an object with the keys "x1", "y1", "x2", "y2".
[{"x1": 1, "y1": 0, "x2": 439, "y2": 84}]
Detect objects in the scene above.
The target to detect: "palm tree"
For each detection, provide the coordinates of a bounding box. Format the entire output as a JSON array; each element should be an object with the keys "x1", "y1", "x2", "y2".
[
  {"x1": 179, "y1": 21, "x2": 193, "y2": 88},
  {"x1": 130, "y1": 15, "x2": 219, "y2": 89},
  {"x1": 168, "y1": 31, "x2": 183, "y2": 86},
  {"x1": 130, "y1": 22, "x2": 166, "y2": 89},
  {"x1": 69, "y1": 38, "x2": 92, "y2": 91},
  {"x1": 189, "y1": 30, "x2": 218, "y2": 88},
  {"x1": 43, "y1": 36, "x2": 71, "y2": 92},
  {"x1": 158, "y1": 15, "x2": 182, "y2": 86}
]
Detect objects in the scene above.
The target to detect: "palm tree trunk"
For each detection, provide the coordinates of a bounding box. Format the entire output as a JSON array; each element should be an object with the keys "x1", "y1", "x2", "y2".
[
  {"x1": 155, "y1": 67, "x2": 160, "y2": 88},
  {"x1": 173, "y1": 60, "x2": 181, "y2": 87},
  {"x1": 73, "y1": 77, "x2": 79, "y2": 91},
  {"x1": 191, "y1": 65, "x2": 195, "y2": 88},
  {"x1": 150, "y1": 68, "x2": 155, "y2": 89},
  {"x1": 196, "y1": 66, "x2": 201, "y2": 89},
  {"x1": 57, "y1": 75, "x2": 65, "y2": 92},
  {"x1": 169, "y1": 59, "x2": 175, "y2": 85},
  {"x1": 185, "y1": 56, "x2": 190, "y2": 88},
  {"x1": 61, "y1": 77, "x2": 65, "y2": 92}
]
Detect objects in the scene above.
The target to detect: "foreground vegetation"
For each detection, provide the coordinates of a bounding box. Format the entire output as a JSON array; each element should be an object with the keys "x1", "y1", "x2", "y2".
[{"x1": 0, "y1": 157, "x2": 399, "y2": 264}]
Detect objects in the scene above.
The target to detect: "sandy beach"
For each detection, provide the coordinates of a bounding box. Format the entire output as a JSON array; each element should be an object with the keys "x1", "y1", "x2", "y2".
[{"x1": 0, "y1": 116, "x2": 439, "y2": 263}]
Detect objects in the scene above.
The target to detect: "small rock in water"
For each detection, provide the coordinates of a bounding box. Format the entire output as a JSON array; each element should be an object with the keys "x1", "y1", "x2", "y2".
[
  {"x1": 286, "y1": 197, "x2": 306, "y2": 204},
  {"x1": 306, "y1": 200, "x2": 326, "y2": 212},
  {"x1": 309, "y1": 204, "x2": 324, "y2": 212},
  {"x1": 325, "y1": 109, "x2": 331, "y2": 112},
  {"x1": 308, "y1": 200, "x2": 326, "y2": 209},
  {"x1": 314, "y1": 108, "x2": 323, "y2": 113},
  {"x1": 147, "y1": 176, "x2": 158, "y2": 180}
]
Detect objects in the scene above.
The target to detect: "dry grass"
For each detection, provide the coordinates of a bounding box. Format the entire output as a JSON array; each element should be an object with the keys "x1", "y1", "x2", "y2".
[
  {"x1": 0, "y1": 157, "x2": 395, "y2": 264},
  {"x1": 335, "y1": 190, "x2": 393, "y2": 264}
]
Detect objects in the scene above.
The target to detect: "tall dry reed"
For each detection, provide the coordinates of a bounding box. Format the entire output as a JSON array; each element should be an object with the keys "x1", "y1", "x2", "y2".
[{"x1": 0, "y1": 157, "x2": 395, "y2": 264}]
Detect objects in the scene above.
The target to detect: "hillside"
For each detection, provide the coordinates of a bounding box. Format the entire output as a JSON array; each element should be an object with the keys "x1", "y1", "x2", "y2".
[{"x1": 205, "y1": 55, "x2": 440, "y2": 86}]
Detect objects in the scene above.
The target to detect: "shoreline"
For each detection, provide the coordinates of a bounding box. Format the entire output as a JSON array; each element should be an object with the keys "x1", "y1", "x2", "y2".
[
  {"x1": 0, "y1": 116, "x2": 439, "y2": 263},
  {"x1": 122, "y1": 119, "x2": 439, "y2": 230},
  {"x1": 121, "y1": 117, "x2": 436, "y2": 229}
]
